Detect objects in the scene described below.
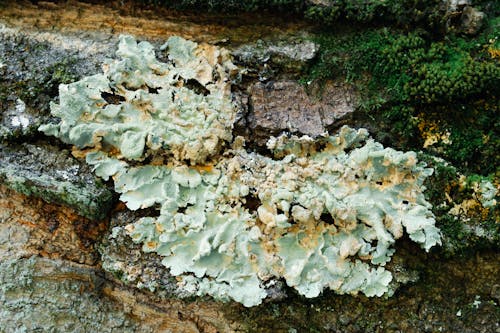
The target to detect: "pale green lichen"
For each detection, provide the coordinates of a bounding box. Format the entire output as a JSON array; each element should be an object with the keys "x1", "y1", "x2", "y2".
[
  {"x1": 478, "y1": 180, "x2": 498, "y2": 208},
  {"x1": 40, "y1": 35, "x2": 237, "y2": 164},
  {"x1": 40, "y1": 35, "x2": 441, "y2": 307}
]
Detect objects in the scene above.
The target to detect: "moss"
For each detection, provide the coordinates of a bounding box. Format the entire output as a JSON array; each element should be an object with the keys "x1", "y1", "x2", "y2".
[
  {"x1": 305, "y1": 0, "x2": 444, "y2": 28},
  {"x1": 125, "y1": 0, "x2": 448, "y2": 28},
  {"x1": 307, "y1": 26, "x2": 499, "y2": 104},
  {"x1": 47, "y1": 57, "x2": 80, "y2": 87},
  {"x1": 304, "y1": 13, "x2": 499, "y2": 175}
]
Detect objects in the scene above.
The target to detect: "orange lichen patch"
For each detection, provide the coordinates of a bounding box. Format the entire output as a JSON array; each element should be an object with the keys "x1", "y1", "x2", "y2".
[
  {"x1": 104, "y1": 145, "x2": 123, "y2": 157},
  {"x1": 38, "y1": 250, "x2": 54, "y2": 259},
  {"x1": 145, "y1": 241, "x2": 158, "y2": 251},
  {"x1": 417, "y1": 115, "x2": 452, "y2": 148},
  {"x1": 16, "y1": 219, "x2": 39, "y2": 229},
  {"x1": 155, "y1": 222, "x2": 165, "y2": 233},
  {"x1": 448, "y1": 181, "x2": 495, "y2": 221},
  {"x1": 487, "y1": 47, "x2": 500, "y2": 59},
  {"x1": 71, "y1": 145, "x2": 111, "y2": 159},
  {"x1": 124, "y1": 224, "x2": 135, "y2": 234},
  {"x1": 0, "y1": 185, "x2": 107, "y2": 265},
  {"x1": 72, "y1": 147, "x2": 91, "y2": 159},
  {"x1": 192, "y1": 164, "x2": 214, "y2": 173},
  {"x1": 449, "y1": 198, "x2": 491, "y2": 220},
  {"x1": 149, "y1": 155, "x2": 166, "y2": 166},
  {"x1": 298, "y1": 232, "x2": 320, "y2": 249},
  {"x1": 0, "y1": 0, "x2": 308, "y2": 45}
]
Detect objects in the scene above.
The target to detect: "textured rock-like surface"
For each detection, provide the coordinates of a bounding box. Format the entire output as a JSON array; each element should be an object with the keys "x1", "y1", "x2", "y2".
[
  {"x1": 0, "y1": 255, "x2": 235, "y2": 333},
  {"x1": 0, "y1": 256, "x2": 139, "y2": 333},
  {"x1": 233, "y1": 37, "x2": 318, "y2": 79},
  {"x1": 248, "y1": 80, "x2": 355, "y2": 144},
  {"x1": 460, "y1": 6, "x2": 486, "y2": 35},
  {"x1": 0, "y1": 24, "x2": 116, "y2": 141},
  {"x1": 0, "y1": 186, "x2": 236, "y2": 332},
  {"x1": 0, "y1": 185, "x2": 105, "y2": 265},
  {"x1": 0, "y1": 143, "x2": 113, "y2": 220},
  {"x1": 445, "y1": 0, "x2": 486, "y2": 34}
]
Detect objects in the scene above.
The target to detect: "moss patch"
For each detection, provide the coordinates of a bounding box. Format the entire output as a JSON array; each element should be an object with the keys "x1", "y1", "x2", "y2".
[{"x1": 304, "y1": 15, "x2": 499, "y2": 175}]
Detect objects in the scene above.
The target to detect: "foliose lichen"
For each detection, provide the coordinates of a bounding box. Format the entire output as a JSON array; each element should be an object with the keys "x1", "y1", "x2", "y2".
[
  {"x1": 40, "y1": 35, "x2": 238, "y2": 164},
  {"x1": 40, "y1": 35, "x2": 441, "y2": 307}
]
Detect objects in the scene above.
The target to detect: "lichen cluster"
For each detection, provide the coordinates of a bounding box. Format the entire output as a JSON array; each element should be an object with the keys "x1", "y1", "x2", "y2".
[
  {"x1": 40, "y1": 35, "x2": 441, "y2": 307},
  {"x1": 40, "y1": 35, "x2": 237, "y2": 164}
]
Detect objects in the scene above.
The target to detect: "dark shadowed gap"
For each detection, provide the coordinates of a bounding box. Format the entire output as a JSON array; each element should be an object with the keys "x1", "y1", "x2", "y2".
[{"x1": 101, "y1": 91, "x2": 125, "y2": 104}]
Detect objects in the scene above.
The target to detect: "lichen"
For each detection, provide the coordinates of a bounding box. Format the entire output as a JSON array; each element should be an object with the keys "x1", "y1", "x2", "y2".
[
  {"x1": 417, "y1": 117, "x2": 452, "y2": 149},
  {"x1": 40, "y1": 35, "x2": 237, "y2": 164},
  {"x1": 40, "y1": 35, "x2": 441, "y2": 307},
  {"x1": 449, "y1": 175, "x2": 499, "y2": 215}
]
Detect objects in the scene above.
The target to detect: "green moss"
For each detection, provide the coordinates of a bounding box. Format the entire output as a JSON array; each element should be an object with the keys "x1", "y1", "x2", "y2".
[
  {"x1": 442, "y1": 101, "x2": 499, "y2": 175},
  {"x1": 304, "y1": 13, "x2": 499, "y2": 175},
  {"x1": 133, "y1": 0, "x2": 447, "y2": 28},
  {"x1": 305, "y1": 0, "x2": 444, "y2": 27},
  {"x1": 308, "y1": 27, "x2": 499, "y2": 104}
]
